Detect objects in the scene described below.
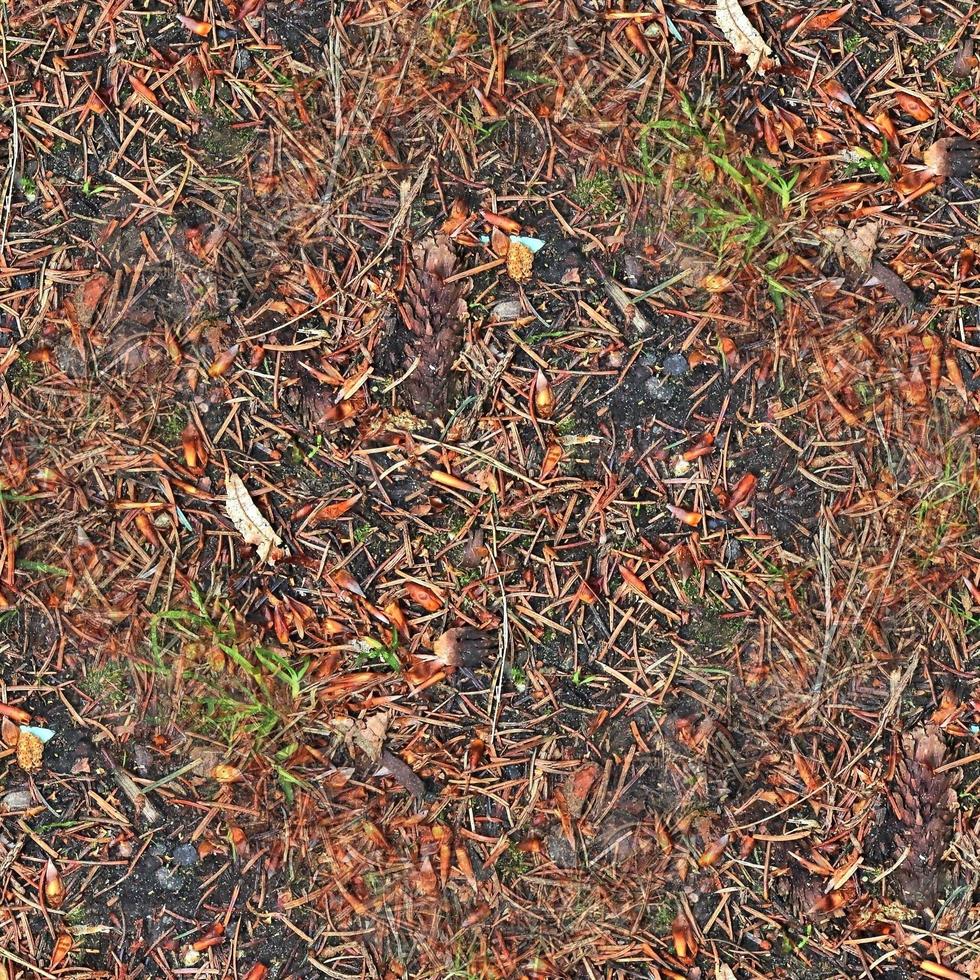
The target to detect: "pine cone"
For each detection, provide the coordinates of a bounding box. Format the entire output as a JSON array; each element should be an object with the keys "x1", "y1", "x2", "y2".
[
  {"x1": 891, "y1": 725, "x2": 957, "y2": 909},
  {"x1": 400, "y1": 235, "x2": 468, "y2": 419}
]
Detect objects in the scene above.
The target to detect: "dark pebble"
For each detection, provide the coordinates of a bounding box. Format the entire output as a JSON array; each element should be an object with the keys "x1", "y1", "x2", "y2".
[
  {"x1": 155, "y1": 867, "x2": 181, "y2": 892},
  {"x1": 173, "y1": 844, "x2": 199, "y2": 867},
  {"x1": 663, "y1": 353, "x2": 689, "y2": 377},
  {"x1": 645, "y1": 376, "x2": 672, "y2": 402}
]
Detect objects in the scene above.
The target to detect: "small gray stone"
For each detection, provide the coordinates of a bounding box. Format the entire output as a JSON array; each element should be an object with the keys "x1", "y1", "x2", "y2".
[
  {"x1": 663, "y1": 353, "x2": 689, "y2": 377},
  {"x1": 155, "y1": 867, "x2": 181, "y2": 892},
  {"x1": 490, "y1": 299, "x2": 523, "y2": 322},
  {"x1": 173, "y1": 844, "x2": 199, "y2": 867},
  {"x1": 132, "y1": 745, "x2": 153, "y2": 774},
  {"x1": 1, "y1": 789, "x2": 32, "y2": 811},
  {"x1": 725, "y1": 539, "x2": 743, "y2": 563},
  {"x1": 645, "y1": 376, "x2": 672, "y2": 402}
]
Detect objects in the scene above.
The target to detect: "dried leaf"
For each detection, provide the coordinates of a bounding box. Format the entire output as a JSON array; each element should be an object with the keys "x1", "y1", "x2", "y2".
[
  {"x1": 334, "y1": 710, "x2": 390, "y2": 763},
  {"x1": 924, "y1": 137, "x2": 980, "y2": 180},
  {"x1": 225, "y1": 474, "x2": 283, "y2": 564},
  {"x1": 715, "y1": 0, "x2": 775, "y2": 73},
  {"x1": 820, "y1": 221, "x2": 879, "y2": 274}
]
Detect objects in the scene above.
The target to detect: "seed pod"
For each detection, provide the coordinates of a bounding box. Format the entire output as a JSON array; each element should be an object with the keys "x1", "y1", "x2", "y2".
[
  {"x1": 667, "y1": 504, "x2": 702, "y2": 527},
  {"x1": 727, "y1": 473, "x2": 757, "y2": 509},
  {"x1": 211, "y1": 764, "x2": 243, "y2": 784},
  {"x1": 430, "y1": 470, "x2": 480, "y2": 493},
  {"x1": 177, "y1": 13, "x2": 211, "y2": 34},
  {"x1": 43, "y1": 859, "x2": 65, "y2": 908},
  {"x1": 332, "y1": 569, "x2": 364, "y2": 597},
  {"x1": 181, "y1": 422, "x2": 207, "y2": 473},
  {"x1": 49, "y1": 932, "x2": 72, "y2": 968},
  {"x1": 481, "y1": 209, "x2": 521, "y2": 234},
  {"x1": 920, "y1": 961, "x2": 968, "y2": 980},
  {"x1": 620, "y1": 566, "x2": 650, "y2": 597},
  {"x1": 671, "y1": 911, "x2": 697, "y2": 962},
  {"x1": 531, "y1": 369, "x2": 555, "y2": 419},
  {"x1": 208, "y1": 344, "x2": 239, "y2": 378},
  {"x1": 540, "y1": 441, "x2": 562, "y2": 479},
  {"x1": 0, "y1": 702, "x2": 30, "y2": 725},
  {"x1": 467, "y1": 737, "x2": 486, "y2": 770},
  {"x1": 698, "y1": 834, "x2": 730, "y2": 867}
]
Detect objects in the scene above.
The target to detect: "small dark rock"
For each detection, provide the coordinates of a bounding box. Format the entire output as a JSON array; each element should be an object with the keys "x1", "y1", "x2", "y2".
[
  {"x1": 132, "y1": 744, "x2": 153, "y2": 774},
  {"x1": 155, "y1": 866, "x2": 181, "y2": 892},
  {"x1": 173, "y1": 844, "x2": 199, "y2": 867},
  {"x1": 546, "y1": 833, "x2": 579, "y2": 868},
  {"x1": 725, "y1": 539, "x2": 743, "y2": 563},
  {"x1": 663, "y1": 353, "x2": 689, "y2": 377},
  {"x1": 645, "y1": 376, "x2": 672, "y2": 402}
]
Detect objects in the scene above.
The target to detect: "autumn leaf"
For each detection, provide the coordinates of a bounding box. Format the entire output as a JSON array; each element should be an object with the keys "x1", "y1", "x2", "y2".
[
  {"x1": 225, "y1": 473, "x2": 284, "y2": 564},
  {"x1": 715, "y1": 0, "x2": 775, "y2": 73}
]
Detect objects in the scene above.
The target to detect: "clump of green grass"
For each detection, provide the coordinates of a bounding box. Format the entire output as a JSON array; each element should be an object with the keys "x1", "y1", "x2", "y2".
[
  {"x1": 635, "y1": 95, "x2": 802, "y2": 301},
  {"x1": 149, "y1": 585, "x2": 311, "y2": 796}
]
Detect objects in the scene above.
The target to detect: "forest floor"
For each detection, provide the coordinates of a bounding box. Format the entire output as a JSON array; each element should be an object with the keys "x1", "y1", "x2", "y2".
[{"x1": 3, "y1": 0, "x2": 980, "y2": 977}]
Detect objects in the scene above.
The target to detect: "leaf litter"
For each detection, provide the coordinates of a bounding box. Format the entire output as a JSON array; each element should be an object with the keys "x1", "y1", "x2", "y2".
[{"x1": 2, "y1": 0, "x2": 980, "y2": 976}]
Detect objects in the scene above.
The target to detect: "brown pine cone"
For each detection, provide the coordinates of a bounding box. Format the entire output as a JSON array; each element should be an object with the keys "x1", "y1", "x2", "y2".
[
  {"x1": 400, "y1": 235, "x2": 468, "y2": 419},
  {"x1": 891, "y1": 725, "x2": 957, "y2": 910}
]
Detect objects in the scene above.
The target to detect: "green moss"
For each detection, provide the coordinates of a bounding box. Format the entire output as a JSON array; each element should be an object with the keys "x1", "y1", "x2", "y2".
[
  {"x1": 571, "y1": 172, "x2": 619, "y2": 215},
  {"x1": 7, "y1": 355, "x2": 41, "y2": 394},
  {"x1": 155, "y1": 408, "x2": 185, "y2": 445},
  {"x1": 79, "y1": 661, "x2": 130, "y2": 706},
  {"x1": 651, "y1": 898, "x2": 676, "y2": 933},
  {"x1": 353, "y1": 523, "x2": 375, "y2": 543},
  {"x1": 498, "y1": 844, "x2": 532, "y2": 884}
]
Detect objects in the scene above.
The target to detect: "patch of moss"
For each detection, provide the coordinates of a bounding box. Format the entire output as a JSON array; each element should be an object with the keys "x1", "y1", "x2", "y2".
[
  {"x1": 155, "y1": 408, "x2": 185, "y2": 445},
  {"x1": 7, "y1": 355, "x2": 41, "y2": 394},
  {"x1": 79, "y1": 661, "x2": 129, "y2": 707},
  {"x1": 571, "y1": 172, "x2": 619, "y2": 215}
]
